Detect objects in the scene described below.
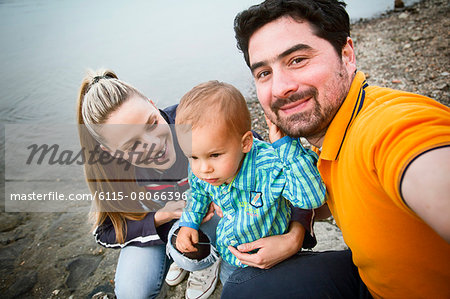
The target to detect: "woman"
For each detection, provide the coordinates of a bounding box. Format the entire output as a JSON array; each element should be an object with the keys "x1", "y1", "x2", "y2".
[{"x1": 77, "y1": 69, "x2": 315, "y2": 299}]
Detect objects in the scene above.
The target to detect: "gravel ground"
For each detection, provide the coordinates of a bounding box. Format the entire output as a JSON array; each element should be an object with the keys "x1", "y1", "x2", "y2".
[{"x1": 0, "y1": 0, "x2": 448, "y2": 298}]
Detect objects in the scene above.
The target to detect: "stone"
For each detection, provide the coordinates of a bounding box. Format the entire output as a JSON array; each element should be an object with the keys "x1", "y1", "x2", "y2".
[{"x1": 65, "y1": 255, "x2": 103, "y2": 291}]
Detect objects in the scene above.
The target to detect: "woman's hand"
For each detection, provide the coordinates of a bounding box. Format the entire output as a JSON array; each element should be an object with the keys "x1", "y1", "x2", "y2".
[
  {"x1": 228, "y1": 221, "x2": 305, "y2": 269},
  {"x1": 154, "y1": 200, "x2": 186, "y2": 227}
]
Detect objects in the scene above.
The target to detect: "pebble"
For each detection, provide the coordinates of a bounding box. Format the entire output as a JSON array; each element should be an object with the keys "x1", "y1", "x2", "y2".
[{"x1": 398, "y1": 12, "x2": 409, "y2": 19}]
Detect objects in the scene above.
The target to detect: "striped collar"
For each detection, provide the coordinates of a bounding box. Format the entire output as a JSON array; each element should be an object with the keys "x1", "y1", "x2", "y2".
[
  {"x1": 320, "y1": 71, "x2": 368, "y2": 161},
  {"x1": 227, "y1": 138, "x2": 268, "y2": 192}
]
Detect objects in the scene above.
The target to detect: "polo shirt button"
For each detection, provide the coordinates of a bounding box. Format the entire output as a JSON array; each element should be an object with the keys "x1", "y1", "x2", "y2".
[{"x1": 227, "y1": 214, "x2": 232, "y2": 220}]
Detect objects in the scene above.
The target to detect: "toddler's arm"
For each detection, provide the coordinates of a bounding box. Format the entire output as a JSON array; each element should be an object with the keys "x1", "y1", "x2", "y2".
[
  {"x1": 273, "y1": 137, "x2": 326, "y2": 209},
  {"x1": 180, "y1": 169, "x2": 213, "y2": 229}
]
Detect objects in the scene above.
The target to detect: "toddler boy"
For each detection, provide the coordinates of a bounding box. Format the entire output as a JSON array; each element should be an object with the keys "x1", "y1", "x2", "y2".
[{"x1": 174, "y1": 81, "x2": 326, "y2": 283}]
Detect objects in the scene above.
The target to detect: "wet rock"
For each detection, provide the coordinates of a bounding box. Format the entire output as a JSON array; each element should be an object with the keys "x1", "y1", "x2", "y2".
[
  {"x1": 65, "y1": 255, "x2": 103, "y2": 291},
  {"x1": 0, "y1": 213, "x2": 24, "y2": 232},
  {"x1": 5, "y1": 271, "x2": 38, "y2": 298}
]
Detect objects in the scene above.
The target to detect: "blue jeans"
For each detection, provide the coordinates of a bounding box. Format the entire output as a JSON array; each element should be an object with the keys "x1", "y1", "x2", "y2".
[
  {"x1": 221, "y1": 250, "x2": 372, "y2": 299},
  {"x1": 114, "y1": 215, "x2": 219, "y2": 299},
  {"x1": 166, "y1": 217, "x2": 220, "y2": 272},
  {"x1": 220, "y1": 260, "x2": 239, "y2": 284}
]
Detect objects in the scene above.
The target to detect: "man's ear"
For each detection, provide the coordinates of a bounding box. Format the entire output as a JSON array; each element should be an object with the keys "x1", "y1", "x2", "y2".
[
  {"x1": 241, "y1": 131, "x2": 253, "y2": 153},
  {"x1": 342, "y1": 37, "x2": 356, "y2": 74}
]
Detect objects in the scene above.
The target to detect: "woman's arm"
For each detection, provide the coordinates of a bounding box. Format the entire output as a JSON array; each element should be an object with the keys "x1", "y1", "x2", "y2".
[{"x1": 94, "y1": 201, "x2": 186, "y2": 248}]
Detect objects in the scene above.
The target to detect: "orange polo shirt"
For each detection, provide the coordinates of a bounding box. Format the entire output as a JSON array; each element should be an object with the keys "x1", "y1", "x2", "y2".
[{"x1": 316, "y1": 72, "x2": 450, "y2": 298}]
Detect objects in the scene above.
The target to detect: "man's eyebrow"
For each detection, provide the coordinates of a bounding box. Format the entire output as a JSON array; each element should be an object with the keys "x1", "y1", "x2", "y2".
[{"x1": 250, "y1": 43, "x2": 314, "y2": 74}]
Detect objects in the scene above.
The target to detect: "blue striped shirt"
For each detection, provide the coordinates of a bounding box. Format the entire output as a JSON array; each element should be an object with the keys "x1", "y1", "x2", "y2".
[{"x1": 180, "y1": 136, "x2": 326, "y2": 267}]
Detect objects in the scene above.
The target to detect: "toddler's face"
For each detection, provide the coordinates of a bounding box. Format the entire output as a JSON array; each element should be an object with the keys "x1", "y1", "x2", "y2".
[{"x1": 178, "y1": 122, "x2": 249, "y2": 186}]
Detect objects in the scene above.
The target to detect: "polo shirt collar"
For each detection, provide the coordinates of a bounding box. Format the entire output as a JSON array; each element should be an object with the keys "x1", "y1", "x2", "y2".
[{"x1": 320, "y1": 71, "x2": 368, "y2": 161}]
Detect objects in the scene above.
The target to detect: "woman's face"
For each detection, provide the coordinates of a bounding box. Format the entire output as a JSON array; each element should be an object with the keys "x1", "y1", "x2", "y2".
[{"x1": 99, "y1": 95, "x2": 177, "y2": 170}]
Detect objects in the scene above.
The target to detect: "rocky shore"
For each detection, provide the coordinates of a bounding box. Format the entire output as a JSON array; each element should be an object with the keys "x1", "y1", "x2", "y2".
[{"x1": 0, "y1": 0, "x2": 448, "y2": 298}]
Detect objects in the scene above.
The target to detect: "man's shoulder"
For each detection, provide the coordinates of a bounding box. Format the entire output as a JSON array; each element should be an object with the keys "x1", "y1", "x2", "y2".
[
  {"x1": 361, "y1": 86, "x2": 449, "y2": 123},
  {"x1": 365, "y1": 86, "x2": 443, "y2": 109}
]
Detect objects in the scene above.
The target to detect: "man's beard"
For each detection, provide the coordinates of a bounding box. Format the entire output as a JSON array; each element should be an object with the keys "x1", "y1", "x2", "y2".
[{"x1": 269, "y1": 69, "x2": 350, "y2": 139}]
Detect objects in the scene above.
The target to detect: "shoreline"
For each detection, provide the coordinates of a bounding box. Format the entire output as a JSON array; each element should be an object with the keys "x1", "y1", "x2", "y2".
[{"x1": 0, "y1": 0, "x2": 448, "y2": 298}]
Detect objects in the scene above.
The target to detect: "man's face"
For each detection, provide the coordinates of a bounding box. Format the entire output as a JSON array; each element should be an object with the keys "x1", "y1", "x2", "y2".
[{"x1": 248, "y1": 16, "x2": 355, "y2": 142}]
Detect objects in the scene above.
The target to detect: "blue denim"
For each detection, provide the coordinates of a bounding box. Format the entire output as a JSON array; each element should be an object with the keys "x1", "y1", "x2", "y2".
[
  {"x1": 115, "y1": 244, "x2": 170, "y2": 299},
  {"x1": 115, "y1": 216, "x2": 219, "y2": 299},
  {"x1": 221, "y1": 250, "x2": 373, "y2": 299},
  {"x1": 219, "y1": 260, "x2": 239, "y2": 284},
  {"x1": 166, "y1": 215, "x2": 220, "y2": 272}
]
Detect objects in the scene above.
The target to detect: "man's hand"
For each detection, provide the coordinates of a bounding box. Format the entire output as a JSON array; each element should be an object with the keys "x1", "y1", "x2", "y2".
[
  {"x1": 228, "y1": 222, "x2": 305, "y2": 269},
  {"x1": 176, "y1": 226, "x2": 199, "y2": 253},
  {"x1": 154, "y1": 201, "x2": 186, "y2": 227},
  {"x1": 265, "y1": 114, "x2": 286, "y2": 143}
]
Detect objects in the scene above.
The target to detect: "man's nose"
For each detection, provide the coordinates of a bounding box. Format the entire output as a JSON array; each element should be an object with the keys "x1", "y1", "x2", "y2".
[{"x1": 272, "y1": 67, "x2": 299, "y2": 99}]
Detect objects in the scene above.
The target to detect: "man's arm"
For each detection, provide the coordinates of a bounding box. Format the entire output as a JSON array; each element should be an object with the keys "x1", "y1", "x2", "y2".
[{"x1": 401, "y1": 146, "x2": 450, "y2": 243}]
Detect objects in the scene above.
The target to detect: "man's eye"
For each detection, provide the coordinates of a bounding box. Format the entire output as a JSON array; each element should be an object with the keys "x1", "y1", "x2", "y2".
[
  {"x1": 291, "y1": 57, "x2": 305, "y2": 65},
  {"x1": 257, "y1": 70, "x2": 270, "y2": 79}
]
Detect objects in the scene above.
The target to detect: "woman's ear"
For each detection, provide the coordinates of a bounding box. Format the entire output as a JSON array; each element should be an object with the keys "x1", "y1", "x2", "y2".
[{"x1": 241, "y1": 131, "x2": 253, "y2": 153}]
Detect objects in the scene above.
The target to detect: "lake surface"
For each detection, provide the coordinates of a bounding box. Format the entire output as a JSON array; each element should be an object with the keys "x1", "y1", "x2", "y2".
[
  {"x1": 1, "y1": 0, "x2": 420, "y2": 209},
  {"x1": 0, "y1": 0, "x2": 420, "y2": 124}
]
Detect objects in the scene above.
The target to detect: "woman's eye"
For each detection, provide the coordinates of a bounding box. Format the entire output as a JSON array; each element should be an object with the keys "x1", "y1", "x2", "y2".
[{"x1": 145, "y1": 120, "x2": 158, "y2": 131}]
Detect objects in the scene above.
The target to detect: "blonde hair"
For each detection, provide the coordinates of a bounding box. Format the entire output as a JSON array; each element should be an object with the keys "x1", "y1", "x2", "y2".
[
  {"x1": 77, "y1": 69, "x2": 158, "y2": 243},
  {"x1": 176, "y1": 81, "x2": 251, "y2": 137}
]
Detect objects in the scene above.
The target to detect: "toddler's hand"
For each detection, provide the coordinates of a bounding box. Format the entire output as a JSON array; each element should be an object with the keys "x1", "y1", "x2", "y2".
[
  {"x1": 265, "y1": 114, "x2": 286, "y2": 143},
  {"x1": 176, "y1": 226, "x2": 199, "y2": 253}
]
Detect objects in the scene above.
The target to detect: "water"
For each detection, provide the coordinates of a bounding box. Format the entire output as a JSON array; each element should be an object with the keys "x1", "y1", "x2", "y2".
[
  {"x1": 1, "y1": 0, "x2": 421, "y2": 208},
  {"x1": 0, "y1": 0, "x2": 421, "y2": 125}
]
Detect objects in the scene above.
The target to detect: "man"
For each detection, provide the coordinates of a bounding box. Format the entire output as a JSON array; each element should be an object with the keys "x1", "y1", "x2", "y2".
[{"x1": 222, "y1": 0, "x2": 450, "y2": 298}]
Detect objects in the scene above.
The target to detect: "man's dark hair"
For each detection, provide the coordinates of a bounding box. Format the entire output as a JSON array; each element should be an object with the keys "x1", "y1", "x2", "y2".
[{"x1": 234, "y1": 0, "x2": 350, "y2": 67}]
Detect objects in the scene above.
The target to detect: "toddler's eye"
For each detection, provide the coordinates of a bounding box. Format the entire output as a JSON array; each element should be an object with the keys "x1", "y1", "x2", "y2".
[{"x1": 210, "y1": 153, "x2": 221, "y2": 158}]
